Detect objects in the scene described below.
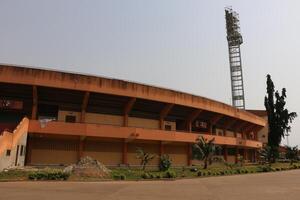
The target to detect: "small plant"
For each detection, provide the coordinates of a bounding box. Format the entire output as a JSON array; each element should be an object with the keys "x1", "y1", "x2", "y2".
[
  {"x1": 164, "y1": 170, "x2": 177, "y2": 179},
  {"x1": 28, "y1": 169, "x2": 70, "y2": 181},
  {"x1": 159, "y1": 154, "x2": 172, "y2": 171},
  {"x1": 112, "y1": 173, "x2": 126, "y2": 180},
  {"x1": 136, "y1": 148, "x2": 156, "y2": 171},
  {"x1": 141, "y1": 172, "x2": 151, "y2": 179}
]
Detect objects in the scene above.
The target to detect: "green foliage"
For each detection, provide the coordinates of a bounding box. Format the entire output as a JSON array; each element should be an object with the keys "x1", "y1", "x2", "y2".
[
  {"x1": 285, "y1": 146, "x2": 299, "y2": 165},
  {"x1": 257, "y1": 165, "x2": 272, "y2": 173},
  {"x1": 112, "y1": 173, "x2": 126, "y2": 180},
  {"x1": 141, "y1": 172, "x2": 153, "y2": 179},
  {"x1": 193, "y1": 136, "x2": 219, "y2": 169},
  {"x1": 163, "y1": 170, "x2": 177, "y2": 178},
  {"x1": 136, "y1": 147, "x2": 156, "y2": 171},
  {"x1": 159, "y1": 154, "x2": 172, "y2": 171},
  {"x1": 28, "y1": 169, "x2": 69, "y2": 181},
  {"x1": 264, "y1": 74, "x2": 297, "y2": 162}
]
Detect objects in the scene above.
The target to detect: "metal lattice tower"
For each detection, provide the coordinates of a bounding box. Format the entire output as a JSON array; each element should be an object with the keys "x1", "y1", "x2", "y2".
[{"x1": 225, "y1": 7, "x2": 245, "y2": 109}]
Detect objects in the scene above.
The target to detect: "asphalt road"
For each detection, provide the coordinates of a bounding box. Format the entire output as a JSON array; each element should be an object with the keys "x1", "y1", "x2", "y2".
[{"x1": 1, "y1": 170, "x2": 300, "y2": 200}]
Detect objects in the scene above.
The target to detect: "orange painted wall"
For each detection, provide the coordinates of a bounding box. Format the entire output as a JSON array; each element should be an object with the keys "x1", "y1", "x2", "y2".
[
  {"x1": 0, "y1": 65, "x2": 266, "y2": 127},
  {"x1": 83, "y1": 139, "x2": 122, "y2": 165},
  {"x1": 164, "y1": 144, "x2": 187, "y2": 166}
]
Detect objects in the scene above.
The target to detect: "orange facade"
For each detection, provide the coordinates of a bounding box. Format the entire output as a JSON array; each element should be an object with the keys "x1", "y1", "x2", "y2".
[{"x1": 0, "y1": 64, "x2": 267, "y2": 167}]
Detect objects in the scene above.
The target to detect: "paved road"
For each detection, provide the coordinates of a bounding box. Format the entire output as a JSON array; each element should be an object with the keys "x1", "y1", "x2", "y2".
[{"x1": 1, "y1": 170, "x2": 300, "y2": 200}]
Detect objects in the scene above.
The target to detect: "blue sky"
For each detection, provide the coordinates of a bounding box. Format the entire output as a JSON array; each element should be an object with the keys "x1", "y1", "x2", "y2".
[{"x1": 0, "y1": 0, "x2": 299, "y2": 146}]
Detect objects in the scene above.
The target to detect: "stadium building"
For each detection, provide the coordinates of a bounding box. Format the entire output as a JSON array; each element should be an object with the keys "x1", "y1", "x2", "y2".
[{"x1": 0, "y1": 65, "x2": 267, "y2": 170}]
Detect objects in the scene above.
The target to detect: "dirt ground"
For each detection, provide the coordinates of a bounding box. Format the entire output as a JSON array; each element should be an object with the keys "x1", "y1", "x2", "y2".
[{"x1": 1, "y1": 170, "x2": 300, "y2": 200}]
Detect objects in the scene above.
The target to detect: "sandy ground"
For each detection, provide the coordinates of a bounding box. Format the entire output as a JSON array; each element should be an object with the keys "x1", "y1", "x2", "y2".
[{"x1": 0, "y1": 170, "x2": 300, "y2": 200}]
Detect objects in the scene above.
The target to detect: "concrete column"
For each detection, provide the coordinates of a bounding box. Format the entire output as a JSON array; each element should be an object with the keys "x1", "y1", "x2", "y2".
[
  {"x1": 123, "y1": 114, "x2": 129, "y2": 127},
  {"x1": 159, "y1": 141, "x2": 164, "y2": 156},
  {"x1": 235, "y1": 147, "x2": 239, "y2": 164},
  {"x1": 31, "y1": 85, "x2": 38, "y2": 120},
  {"x1": 254, "y1": 149, "x2": 257, "y2": 163},
  {"x1": 122, "y1": 140, "x2": 128, "y2": 165},
  {"x1": 78, "y1": 138, "x2": 84, "y2": 161},
  {"x1": 187, "y1": 122, "x2": 192, "y2": 133},
  {"x1": 223, "y1": 146, "x2": 228, "y2": 162},
  {"x1": 243, "y1": 149, "x2": 247, "y2": 160},
  {"x1": 187, "y1": 143, "x2": 192, "y2": 166}
]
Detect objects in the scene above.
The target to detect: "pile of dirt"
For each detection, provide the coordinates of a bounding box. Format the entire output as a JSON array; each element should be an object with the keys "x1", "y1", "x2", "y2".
[{"x1": 64, "y1": 156, "x2": 111, "y2": 178}]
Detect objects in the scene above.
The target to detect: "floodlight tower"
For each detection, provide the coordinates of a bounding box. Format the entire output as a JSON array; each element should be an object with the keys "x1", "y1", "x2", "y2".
[{"x1": 225, "y1": 7, "x2": 245, "y2": 109}]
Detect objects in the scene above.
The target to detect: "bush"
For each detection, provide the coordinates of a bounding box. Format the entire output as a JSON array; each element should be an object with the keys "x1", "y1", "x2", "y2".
[
  {"x1": 190, "y1": 168, "x2": 198, "y2": 172},
  {"x1": 159, "y1": 154, "x2": 172, "y2": 172},
  {"x1": 164, "y1": 170, "x2": 177, "y2": 179},
  {"x1": 141, "y1": 172, "x2": 151, "y2": 179},
  {"x1": 257, "y1": 165, "x2": 272, "y2": 173},
  {"x1": 113, "y1": 173, "x2": 126, "y2": 180},
  {"x1": 28, "y1": 170, "x2": 69, "y2": 181}
]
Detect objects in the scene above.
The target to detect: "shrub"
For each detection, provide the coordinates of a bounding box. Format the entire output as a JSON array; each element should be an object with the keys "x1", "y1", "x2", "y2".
[
  {"x1": 190, "y1": 168, "x2": 198, "y2": 172},
  {"x1": 197, "y1": 171, "x2": 208, "y2": 177},
  {"x1": 113, "y1": 173, "x2": 126, "y2": 180},
  {"x1": 257, "y1": 165, "x2": 272, "y2": 172},
  {"x1": 28, "y1": 170, "x2": 69, "y2": 181},
  {"x1": 141, "y1": 172, "x2": 151, "y2": 179},
  {"x1": 164, "y1": 170, "x2": 177, "y2": 179},
  {"x1": 197, "y1": 171, "x2": 203, "y2": 177},
  {"x1": 159, "y1": 154, "x2": 172, "y2": 171},
  {"x1": 155, "y1": 173, "x2": 162, "y2": 179}
]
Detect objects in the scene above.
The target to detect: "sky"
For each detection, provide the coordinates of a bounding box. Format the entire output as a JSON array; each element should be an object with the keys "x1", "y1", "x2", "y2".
[{"x1": 0, "y1": 0, "x2": 299, "y2": 146}]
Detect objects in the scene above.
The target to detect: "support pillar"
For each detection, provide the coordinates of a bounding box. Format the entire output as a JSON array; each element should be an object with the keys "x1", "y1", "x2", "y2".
[
  {"x1": 187, "y1": 143, "x2": 192, "y2": 166},
  {"x1": 187, "y1": 122, "x2": 192, "y2": 133},
  {"x1": 124, "y1": 114, "x2": 129, "y2": 127},
  {"x1": 243, "y1": 149, "x2": 247, "y2": 161},
  {"x1": 159, "y1": 141, "x2": 164, "y2": 156},
  {"x1": 235, "y1": 147, "x2": 239, "y2": 164},
  {"x1": 78, "y1": 137, "x2": 85, "y2": 161},
  {"x1": 31, "y1": 85, "x2": 38, "y2": 120},
  {"x1": 122, "y1": 139, "x2": 128, "y2": 165},
  {"x1": 223, "y1": 146, "x2": 228, "y2": 162}
]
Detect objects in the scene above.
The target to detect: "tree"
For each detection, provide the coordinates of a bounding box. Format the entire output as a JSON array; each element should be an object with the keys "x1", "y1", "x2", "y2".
[
  {"x1": 136, "y1": 148, "x2": 155, "y2": 171},
  {"x1": 285, "y1": 146, "x2": 299, "y2": 165},
  {"x1": 193, "y1": 136, "x2": 218, "y2": 169},
  {"x1": 264, "y1": 74, "x2": 297, "y2": 162}
]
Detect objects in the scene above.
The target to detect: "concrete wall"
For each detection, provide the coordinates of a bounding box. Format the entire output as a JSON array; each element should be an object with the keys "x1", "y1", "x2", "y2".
[
  {"x1": 58, "y1": 110, "x2": 173, "y2": 130},
  {"x1": 128, "y1": 117, "x2": 159, "y2": 129},
  {"x1": 57, "y1": 110, "x2": 81, "y2": 123},
  {"x1": 83, "y1": 139, "x2": 122, "y2": 166},
  {"x1": 0, "y1": 118, "x2": 29, "y2": 171},
  {"x1": 164, "y1": 144, "x2": 187, "y2": 166},
  {"x1": 29, "y1": 137, "x2": 78, "y2": 165}
]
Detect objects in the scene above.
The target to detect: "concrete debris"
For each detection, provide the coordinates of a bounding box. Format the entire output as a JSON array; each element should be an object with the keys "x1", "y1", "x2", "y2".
[{"x1": 64, "y1": 156, "x2": 111, "y2": 178}]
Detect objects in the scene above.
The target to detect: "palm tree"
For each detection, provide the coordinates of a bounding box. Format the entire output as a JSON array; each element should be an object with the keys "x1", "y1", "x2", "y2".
[
  {"x1": 136, "y1": 148, "x2": 156, "y2": 170},
  {"x1": 193, "y1": 136, "x2": 217, "y2": 169}
]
